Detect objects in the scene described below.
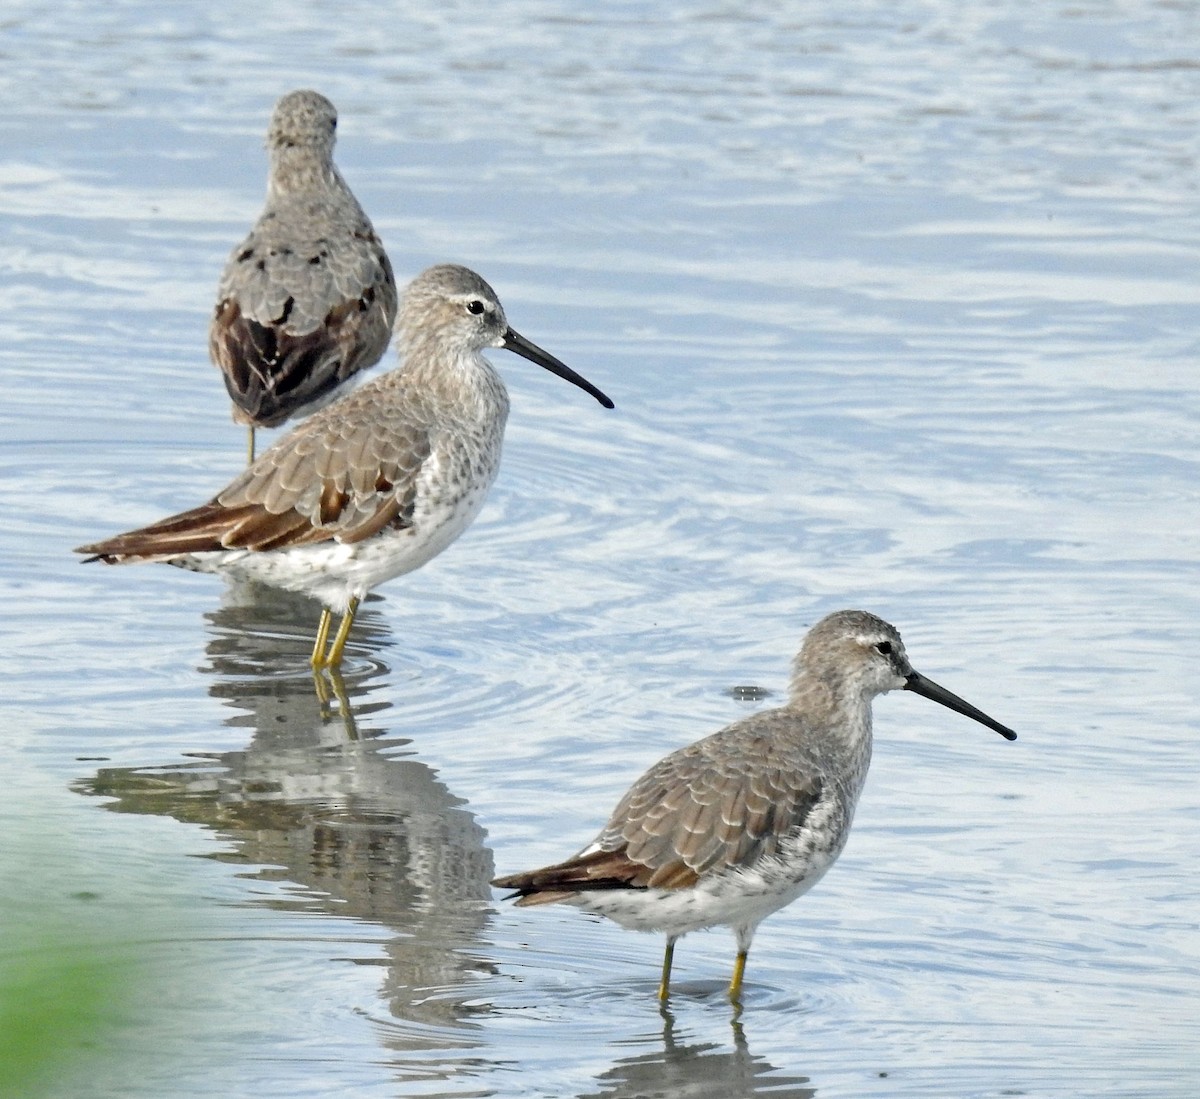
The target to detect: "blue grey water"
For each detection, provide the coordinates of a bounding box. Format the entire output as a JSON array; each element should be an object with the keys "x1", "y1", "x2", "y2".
[{"x1": 1, "y1": 2, "x2": 1197, "y2": 1096}]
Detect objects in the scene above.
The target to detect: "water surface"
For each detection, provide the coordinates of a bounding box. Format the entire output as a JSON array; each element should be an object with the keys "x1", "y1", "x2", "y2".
[{"x1": 1, "y1": 2, "x2": 1197, "y2": 1096}]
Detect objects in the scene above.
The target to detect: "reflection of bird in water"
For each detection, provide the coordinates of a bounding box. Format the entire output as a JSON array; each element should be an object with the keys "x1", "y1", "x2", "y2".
[
  {"x1": 578, "y1": 1010, "x2": 815, "y2": 1099},
  {"x1": 210, "y1": 89, "x2": 398, "y2": 464},
  {"x1": 75, "y1": 584, "x2": 494, "y2": 1033},
  {"x1": 495, "y1": 611, "x2": 1015, "y2": 1004},
  {"x1": 200, "y1": 579, "x2": 393, "y2": 738},
  {"x1": 78, "y1": 745, "x2": 494, "y2": 1030},
  {"x1": 76, "y1": 264, "x2": 613, "y2": 670}
]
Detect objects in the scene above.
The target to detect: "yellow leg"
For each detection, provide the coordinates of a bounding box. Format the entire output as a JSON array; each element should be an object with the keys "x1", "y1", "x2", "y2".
[
  {"x1": 311, "y1": 607, "x2": 334, "y2": 668},
  {"x1": 246, "y1": 426, "x2": 257, "y2": 464},
  {"x1": 657, "y1": 936, "x2": 677, "y2": 1003},
  {"x1": 311, "y1": 666, "x2": 360, "y2": 739},
  {"x1": 728, "y1": 949, "x2": 748, "y2": 1004},
  {"x1": 312, "y1": 666, "x2": 332, "y2": 706},
  {"x1": 323, "y1": 597, "x2": 360, "y2": 669},
  {"x1": 327, "y1": 666, "x2": 358, "y2": 739}
]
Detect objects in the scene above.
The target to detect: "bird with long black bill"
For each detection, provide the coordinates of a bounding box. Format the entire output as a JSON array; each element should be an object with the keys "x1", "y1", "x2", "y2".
[
  {"x1": 78, "y1": 264, "x2": 613, "y2": 668},
  {"x1": 493, "y1": 609, "x2": 1015, "y2": 1004}
]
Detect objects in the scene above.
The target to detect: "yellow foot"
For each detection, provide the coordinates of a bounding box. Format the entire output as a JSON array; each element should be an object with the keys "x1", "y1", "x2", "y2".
[
  {"x1": 310, "y1": 608, "x2": 334, "y2": 668},
  {"x1": 310, "y1": 598, "x2": 359, "y2": 669},
  {"x1": 311, "y1": 666, "x2": 359, "y2": 739},
  {"x1": 323, "y1": 597, "x2": 359, "y2": 668}
]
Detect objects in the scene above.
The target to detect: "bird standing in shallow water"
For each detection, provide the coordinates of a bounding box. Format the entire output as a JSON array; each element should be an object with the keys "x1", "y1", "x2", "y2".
[
  {"x1": 210, "y1": 89, "x2": 398, "y2": 462},
  {"x1": 77, "y1": 264, "x2": 613, "y2": 669},
  {"x1": 493, "y1": 610, "x2": 1015, "y2": 1004}
]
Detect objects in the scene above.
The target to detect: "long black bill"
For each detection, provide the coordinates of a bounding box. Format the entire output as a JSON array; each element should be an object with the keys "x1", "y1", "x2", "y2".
[
  {"x1": 904, "y1": 671, "x2": 1017, "y2": 741},
  {"x1": 503, "y1": 327, "x2": 615, "y2": 409}
]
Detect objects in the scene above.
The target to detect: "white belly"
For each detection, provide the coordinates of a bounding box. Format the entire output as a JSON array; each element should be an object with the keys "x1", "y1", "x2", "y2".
[{"x1": 568, "y1": 847, "x2": 840, "y2": 938}]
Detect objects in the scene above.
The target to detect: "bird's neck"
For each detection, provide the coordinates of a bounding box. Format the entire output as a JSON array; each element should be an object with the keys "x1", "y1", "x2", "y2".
[
  {"x1": 397, "y1": 335, "x2": 509, "y2": 419},
  {"x1": 267, "y1": 149, "x2": 342, "y2": 199},
  {"x1": 786, "y1": 668, "x2": 875, "y2": 765}
]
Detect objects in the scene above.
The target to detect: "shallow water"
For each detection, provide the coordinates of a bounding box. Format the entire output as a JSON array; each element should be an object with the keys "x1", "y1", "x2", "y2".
[{"x1": 2, "y1": 1, "x2": 1198, "y2": 1096}]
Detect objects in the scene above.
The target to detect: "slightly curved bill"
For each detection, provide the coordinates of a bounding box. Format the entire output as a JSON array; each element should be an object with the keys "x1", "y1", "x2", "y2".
[
  {"x1": 904, "y1": 671, "x2": 1017, "y2": 740},
  {"x1": 503, "y1": 327, "x2": 615, "y2": 409}
]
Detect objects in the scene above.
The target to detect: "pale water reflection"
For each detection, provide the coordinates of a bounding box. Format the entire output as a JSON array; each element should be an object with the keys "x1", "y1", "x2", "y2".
[
  {"x1": 578, "y1": 1015, "x2": 816, "y2": 1099},
  {"x1": 77, "y1": 583, "x2": 495, "y2": 1047}
]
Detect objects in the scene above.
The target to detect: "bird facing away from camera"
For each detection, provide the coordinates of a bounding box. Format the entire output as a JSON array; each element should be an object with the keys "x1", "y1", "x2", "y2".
[{"x1": 210, "y1": 89, "x2": 398, "y2": 462}]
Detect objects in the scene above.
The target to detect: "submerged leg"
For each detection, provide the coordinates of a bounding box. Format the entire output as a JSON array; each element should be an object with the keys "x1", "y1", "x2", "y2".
[
  {"x1": 246, "y1": 425, "x2": 257, "y2": 464},
  {"x1": 728, "y1": 949, "x2": 749, "y2": 1004},
  {"x1": 729, "y1": 924, "x2": 758, "y2": 1004},
  {"x1": 311, "y1": 666, "x2": 359, "y2": 739},
  {"x1": 310, "y1": 607, "x2": 334, "y2": 668},
  {"x1": 657, "y1": 936, "x2": 678, "y2": 1003},
  {"x1": 323, "y1": 597, "x2": 361, "y2": 669}
]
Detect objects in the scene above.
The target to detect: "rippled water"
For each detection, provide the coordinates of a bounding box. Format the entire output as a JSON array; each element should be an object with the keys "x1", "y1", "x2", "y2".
[{"x1": 2, "y1": 2, "x2": 1197, "y2": 1097}]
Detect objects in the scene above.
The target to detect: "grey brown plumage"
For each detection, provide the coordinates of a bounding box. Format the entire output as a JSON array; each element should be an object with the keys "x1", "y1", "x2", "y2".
[
  {"x1": 493, "y1": 610, "x2": 1015, "y2": 1003},
  {"x1": 507, "y1": 732, "x2": 825, "y2": 903},
  {"x1": 79, "y1": 264, "x2": 613, "y2": 668},
  {"x1": 210, "y1": 89, "x2": 397, "y2": 450},
  {"x1": 79, "y1": 377, "x2": 435, "y2": 564}
]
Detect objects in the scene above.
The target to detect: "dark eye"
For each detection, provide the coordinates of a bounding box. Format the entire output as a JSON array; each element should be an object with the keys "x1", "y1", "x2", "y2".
[
  {"x1": 466, "y1": 300, "x2": 485, "y2": 315},
  {"x1": 875, "y1": 641, "x2": 892, "y2": 655}
]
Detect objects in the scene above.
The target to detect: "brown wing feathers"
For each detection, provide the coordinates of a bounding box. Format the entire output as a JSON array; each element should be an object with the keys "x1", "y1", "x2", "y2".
[
  {"x1": 76, "y1": 501, "x2": 254, "y2": 562},
  {"x1": 212, "y1": 291, "x2": 388, "y2": 428},
  {"x1": 75, "y1": 496, "x2": 332, "y2": 562},
  {"x1": 76, "y1": 408, "x2": 430, "y2": 562},
  {"x1": 494, "y1": 848, "x2": 670, "y2": 907},
  {"x1": 494, "y1": 727, "x2": 826, "y2": 905}
]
